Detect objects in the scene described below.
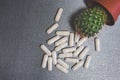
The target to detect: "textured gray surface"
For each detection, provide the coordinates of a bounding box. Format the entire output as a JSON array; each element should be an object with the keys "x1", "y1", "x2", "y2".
[{"x1": 0, "y1": 0, "x2": 120, "y2": 80}]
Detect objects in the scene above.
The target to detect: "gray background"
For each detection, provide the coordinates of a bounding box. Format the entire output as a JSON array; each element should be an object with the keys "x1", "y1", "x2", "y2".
[{"x1": 0, "y1": 0, "x2": 120, "y2": 80}]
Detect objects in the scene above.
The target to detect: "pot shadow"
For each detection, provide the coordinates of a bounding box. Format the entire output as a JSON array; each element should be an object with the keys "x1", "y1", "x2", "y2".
[
  {"x1": 69, "y1": 8, "x2": 86, "y2": 32},
  {"x1": 84, "y1": 0, "x2": 96, "y2": 7},
  {"x1": 69, "y1": 0, "x2": 95, "y2": 32}
]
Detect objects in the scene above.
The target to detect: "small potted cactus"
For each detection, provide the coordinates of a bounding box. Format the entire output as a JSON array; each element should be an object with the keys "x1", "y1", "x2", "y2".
[{"x1": 74, "y1": 0, "x2": 120, "y2": 37}]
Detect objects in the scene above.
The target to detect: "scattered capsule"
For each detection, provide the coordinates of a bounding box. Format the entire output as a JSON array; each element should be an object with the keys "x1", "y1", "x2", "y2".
[
  {"x1": 65, "y1": 58, "x2": 79, "y2": 63},
  {"x1": 69, "y1": 33, "x2": 74, "y2": 46},
  {"x1": 83, "y1": 55, "x2": 91, "y2": 69},
  {"x1": 62, "y1": 47, "x2": 76, "y2": 53},
  {"x1": 79, "y1": 46, "x2": 89, "y2": 59},
  {"x1": 41, "y1": 54, "x2": 48, "y2": 68},
  {"x1": 47, "y1": 35, "x2": 60, "y2": 45},
  {"x1": 56, "y1": 64, "x2": 68, "y2": 73},
  {"x1": 55, "y1": 8, "x2": 63, "y2": 22},
  {"x1": 77, "y1": 37, "x2": 88, "y2": 46},
  {"x1": 57, "y1": 59, "x2": 69, "y2": 69},
  {"x1": 55, "y1": 37, "x2": 68, "y2": 46},
  {"x1": 56, "y1": 30, "x2": 70, "y2": 36},
  {"x1": 73, "y1": 46, "x2": 84, "y2": 57},
  {"x1": 94, "y1": 37, "x2": 100, "y2": 52},
  {"x1": 48, "y1": 57, "x2": 52, "y2": 71},
  {"x1": 55, "y1": 43, "x2": 67, "y2": 51},
  {"x1": 40, "y1": 44, "x2": 52, "y2": 56},
  {"x1": 47, "y1": 23, "x2": 59, "y2": 34},
  {"x1": 58, "y1": 53, "x2": 73, "y2": 58},
  {"x1": 52, "y1": 51, "x2": 57, "y2": 65},
  {"x1": 72, "y1": 60, "x2": 84, "y2": 71}
]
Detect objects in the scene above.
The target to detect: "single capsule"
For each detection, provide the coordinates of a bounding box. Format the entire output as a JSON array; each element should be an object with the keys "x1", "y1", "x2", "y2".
[
  {"x1": 72, "y1": 60, "x2": 84, "y2": 71},
  {"x1": 47, "y1": 23, "x2": 59, "y2": 34},
  {"x1": 83, "y1": 55, "x2": 91, "y2": 69},
  {"x1": 65, "y1": 58, "x2": 79, "y2": 63},
  {"x1": 48, "y1": 57, "x2": 52, "y2": 71},
  {"x1": 56, "y1": 64, "x2": 68, "y2": 73},
  {"x1": 40, "y1": 44, "x2": 52, "y2": 56},
  {"x1": 55, "y1": 8, "x2": 63, "y2": 22},
  {"x1": 94, "y1": 37, "x2": 100, "y2": 52},
  {"x1": 41, "y1": 54, "x2": 48, "y2": 68},
  {"x1": 57, "y1": 59, "x2": 69, "y2": 69}
]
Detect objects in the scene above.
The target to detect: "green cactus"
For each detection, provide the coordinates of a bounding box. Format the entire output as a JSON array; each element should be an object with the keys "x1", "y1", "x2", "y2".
[{"x1": 74, "y1": 6, "x2": 107, "y2": 37}]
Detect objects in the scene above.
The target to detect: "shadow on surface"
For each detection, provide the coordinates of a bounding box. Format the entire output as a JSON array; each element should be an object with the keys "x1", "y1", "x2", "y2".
[
  {"x1": 69, "y1": 0, "x2": 93, "y2": 32},
  {"x1": 69, "y1": 8, "x2": 86, "y2": 32}
]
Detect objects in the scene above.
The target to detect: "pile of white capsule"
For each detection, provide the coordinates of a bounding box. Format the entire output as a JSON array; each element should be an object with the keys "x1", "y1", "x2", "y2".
[{"x1": 40, "y1": 8, "x2": 100, "y2": 73}]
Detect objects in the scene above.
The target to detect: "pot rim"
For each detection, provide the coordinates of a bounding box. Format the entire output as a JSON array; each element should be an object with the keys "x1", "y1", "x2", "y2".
[{"x1": 85, "y1": 0, "x2": 115, "y2": 25}]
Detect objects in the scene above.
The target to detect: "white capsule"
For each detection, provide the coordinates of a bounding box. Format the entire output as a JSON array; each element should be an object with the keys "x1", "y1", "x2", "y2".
[
  {"x1": 56, "y1": 64, "x2": 68, "y2": 73},
  {"x1": 56, "y1": 30, "x2": 70, "y2": 36},
  {"x1": 73, "y1": 46, "x2": 84, "y2": 57},
  {"x1": 55, "y1": 43, "x2": 67, "y2": 51},
  {"x1": 52, "y1": 51, "x2": 57, "y2": 65},
  {"x1": 79, "y1": 46, "x2": 89, "y2": 59},
  {"x1": 65, "y1": 58, "x2": 79, "y2": 63},
  {"x1": 40, "y1": 44, "x2": 52, "y2": 56},
  {"x1": 55, "y1": 37, "x2": 68, "y2": 46},
  {"x1": 55, "y1": 8, "x2": 63, "y2": 22},
  {"x1": 77, "y1": 37, "x2": 88, "y2": 46},
  {"x1": 83, "y1": 55, "x2": 91, "y2": 69},
  {"x1": 57, "y1": 59, "x2": 69, "y2": 69},
  {"x1": 47, "y1": 23, "x2": 59, "y2": 34},
  {"x1": 58, "y1": 53, "x2": 73, "y2": 58},
  {"x1": 75, "y1": 32, "x2": 80, "y2": 43},
  {"x1": 69, "y1": 33, "x2": 74, "y2": 46},
  {"x1": 41, "y1": 54, "x2": 48, "y2": 68},
  {"x1": 94, "y1": 37, "x2": 100, "y2": 52},
  {"x1": 62, "y1": 47, "x2": 76, "y2": 53},
  {"x1": 48, "y1": 57, "x2": 52, "y2": 71},
  {"x1": 47, "y1": 35, "x2": 60, "y2": 45},
  {"x1": 72, "y1": 60, "x2": 84, "y2": 71}
]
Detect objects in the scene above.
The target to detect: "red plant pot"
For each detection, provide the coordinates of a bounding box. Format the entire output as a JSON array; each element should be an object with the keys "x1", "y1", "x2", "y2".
[{"x1": 86, "y1": 0, "x2": 120, "y2": 25}]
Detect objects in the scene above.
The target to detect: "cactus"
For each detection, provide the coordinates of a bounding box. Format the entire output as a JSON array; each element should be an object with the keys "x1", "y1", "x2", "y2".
[{"x1": 74, "y1": 6, "x2": 107, "y2": 37}]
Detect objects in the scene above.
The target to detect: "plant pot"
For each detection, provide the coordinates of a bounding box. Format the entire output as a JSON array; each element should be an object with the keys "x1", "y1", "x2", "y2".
[{"x1": 85, "y1": 0, "x2": 120, "y2": 25}]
